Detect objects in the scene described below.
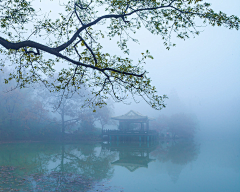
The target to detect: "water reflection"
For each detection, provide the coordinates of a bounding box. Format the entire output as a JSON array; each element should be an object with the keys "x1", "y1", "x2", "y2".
[
  {"x1": 152, "y1": 139, "x2": 200, "y2": 183},
  {"x1": 102, "y1": 142, "x2": 158, "y2": 172},
  {"x1": 0, "y1": 143, "x2": 117, "y2": 191},
  {"x1": 152, "y1": 139, "x2": 200, "y2": 165},
  {"x1": 0, "y1": 140, "x2": 200, "y2": 191},
  {"x1": 104, "y1": 139, "x2": 200, "y2": 183}
]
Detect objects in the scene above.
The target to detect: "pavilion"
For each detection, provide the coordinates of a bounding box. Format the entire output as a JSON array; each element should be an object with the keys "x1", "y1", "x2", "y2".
[
  {"x1": 102, "y1": 110, "x2": 158, "y2": 142},
  {"x1": 111, "y1": 110, "x2": 150, "y2": 131}
]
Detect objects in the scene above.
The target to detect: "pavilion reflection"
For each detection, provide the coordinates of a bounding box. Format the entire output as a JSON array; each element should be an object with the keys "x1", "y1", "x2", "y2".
[{"x1": 102, "y1": 141, "x2": 158, "y2": 172}]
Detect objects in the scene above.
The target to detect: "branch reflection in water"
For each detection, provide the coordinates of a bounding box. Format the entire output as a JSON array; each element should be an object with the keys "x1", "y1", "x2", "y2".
[
  {"x1": 0, "y1": 143, "x2": 118, "y2": 191},
  {"x1": 0, "y1": 139, "x2": 200, "y2": 191}
]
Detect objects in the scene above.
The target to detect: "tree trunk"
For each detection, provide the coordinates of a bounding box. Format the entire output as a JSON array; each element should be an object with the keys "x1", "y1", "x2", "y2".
[
  {"x1": 61, "y1": 144, "x2": 65, "y2": 172},
  {"x1": 61, "y1": 105, "x2": 65, "y2": 141}
]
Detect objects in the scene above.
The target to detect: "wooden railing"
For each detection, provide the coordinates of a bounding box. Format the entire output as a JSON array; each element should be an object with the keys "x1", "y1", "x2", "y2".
[{"x1": 102, "y1": 129, "x2": 158, "y2": 135}]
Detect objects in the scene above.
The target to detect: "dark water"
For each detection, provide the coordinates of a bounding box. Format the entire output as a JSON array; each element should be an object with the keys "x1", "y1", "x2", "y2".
[{"x1": 0, "y1": 138, "x2": 239, "y2": 192}]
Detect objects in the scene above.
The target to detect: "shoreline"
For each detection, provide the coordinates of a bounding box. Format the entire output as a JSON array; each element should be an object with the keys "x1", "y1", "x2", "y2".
[
  {"x1": 0, "y1": 138, "x2": 103, "y2": 145},
  {"x1": 0, "y1": 140, "x2": 42, "y2": 144}
]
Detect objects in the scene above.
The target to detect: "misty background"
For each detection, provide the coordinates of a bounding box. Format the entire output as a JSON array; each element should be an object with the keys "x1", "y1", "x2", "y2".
[{"x1": 107, "y1": 0, "x2": 240, "y2": 138}]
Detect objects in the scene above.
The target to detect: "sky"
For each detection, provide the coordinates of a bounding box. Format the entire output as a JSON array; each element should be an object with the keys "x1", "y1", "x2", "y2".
[{"x1": 110, "y1": 0, "x2": 240, "y2": 136}]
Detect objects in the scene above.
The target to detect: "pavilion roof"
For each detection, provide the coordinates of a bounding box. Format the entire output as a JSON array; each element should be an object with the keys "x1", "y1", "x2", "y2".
[{"x1": 111, "y1": 110, "x2": 148, "y2": 120}]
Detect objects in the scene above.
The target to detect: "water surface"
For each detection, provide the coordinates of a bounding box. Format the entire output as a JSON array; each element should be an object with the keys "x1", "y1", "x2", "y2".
[{"x1": 0, "y1": 138, "x2": 239, "y2": 192}]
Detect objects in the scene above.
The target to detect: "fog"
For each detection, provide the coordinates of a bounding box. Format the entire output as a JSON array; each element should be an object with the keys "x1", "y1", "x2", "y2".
[{"x1": 110, "y1": 0, "x2": 240, "y2": 138}]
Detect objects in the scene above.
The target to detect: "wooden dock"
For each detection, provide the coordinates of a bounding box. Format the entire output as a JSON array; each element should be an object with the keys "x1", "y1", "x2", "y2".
[{"x1": 102, "y1": 130, "x2": 159, "y2": 142}]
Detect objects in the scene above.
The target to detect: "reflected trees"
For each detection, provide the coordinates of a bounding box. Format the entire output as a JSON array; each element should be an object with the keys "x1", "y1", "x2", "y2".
[
  {"x1": 151, "y1": 139, "x2": 200, "y2": 183},
  {"x1": 167, "y1": 139, "x2": 200, "y2": 165},
  {"x1": 0, "y1": 143, "x2": 117, "y2": 191}
]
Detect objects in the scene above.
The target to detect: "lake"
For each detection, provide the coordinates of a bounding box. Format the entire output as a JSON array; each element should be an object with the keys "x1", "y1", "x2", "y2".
[{"x1": 0, "y1": 138, "x2": 239, "y2": 192}]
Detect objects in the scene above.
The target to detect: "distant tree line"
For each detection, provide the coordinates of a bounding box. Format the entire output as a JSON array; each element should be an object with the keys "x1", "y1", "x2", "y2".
[
  {"x1": 151, "y1": 113, "x2": 198, "y2": 138},
  {"x1": 0, "y1": 72, "x2": 113, "y2": 141}
]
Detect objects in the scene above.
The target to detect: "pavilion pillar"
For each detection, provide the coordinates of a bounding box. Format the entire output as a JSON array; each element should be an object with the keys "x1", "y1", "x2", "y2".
[
  {"x1": 126, "y1": 122, "x2": 130, "y2": 131},
  {"x1": 146, "y1": 120, "x2": 149, "y2": 132},
  {"x1": 141, "y1": 123, "x2": 144, "y2": 131},
  {"x1": 119, "y1": 122, "x2": 123, "y2": 130}
]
